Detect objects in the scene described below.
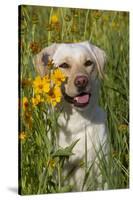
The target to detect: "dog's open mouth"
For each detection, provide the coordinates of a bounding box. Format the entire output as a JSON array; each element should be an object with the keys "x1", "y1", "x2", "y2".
[
  {"x1": 73, "y1": 93, "x2": 91, "y2": 107},
  {"x1": 62, "y1": 89, "x2": 91, "y2": 108}
]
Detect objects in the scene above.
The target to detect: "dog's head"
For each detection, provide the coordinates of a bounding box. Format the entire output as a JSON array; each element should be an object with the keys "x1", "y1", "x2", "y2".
[{"x1": 34, "y1": 42, "x2": 106, "y2": 111}]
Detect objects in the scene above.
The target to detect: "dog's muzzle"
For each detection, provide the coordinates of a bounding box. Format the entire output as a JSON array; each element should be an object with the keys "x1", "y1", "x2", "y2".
[{"x1": 61, "y1": 84, "x2": 91, "y2": 108}]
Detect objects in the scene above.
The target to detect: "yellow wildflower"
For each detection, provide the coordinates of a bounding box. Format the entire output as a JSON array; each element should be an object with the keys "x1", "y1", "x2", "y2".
[
  {"x1": 22, "y1": 97, "x2": 28, "y2": 111},
  {"x1": 51, "y1": 68, "x2": 66, "y2": 86},
  {"x1": 33, "y1": 76, "x2": 50, "y2": 94},
  {"x1": 47, "y1": 86, "x2": 62, "y2": 106},
  {"x1": 32, "y1": 95, "x2": 41, "y2": 106},
  {"x1": 51, "y1": 14, "x2": 59, "y2": 24},
  {"x1": 42, "y1": 76, "x2": 51, "y2": 92},
  {"x1": 19, "y1": 131, "x2": 27, "y2": 140},
  {"x1": 33, "y1": 76, "x2": 43, "y2": 94}
]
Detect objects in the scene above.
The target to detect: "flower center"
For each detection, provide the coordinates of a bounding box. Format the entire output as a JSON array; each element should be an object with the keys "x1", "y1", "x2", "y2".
[
  {"x1": 49, "y1": 89, "x2": 55, "y2": 99},
  {"x1": 39, "y1": 84, "x2": 43, "y2": 89},
  {"x1": 24, "y1": 102, "x2": 28, "y2": 108}
]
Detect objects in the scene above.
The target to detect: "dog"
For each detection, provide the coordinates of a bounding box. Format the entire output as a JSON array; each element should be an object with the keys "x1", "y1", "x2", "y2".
[{"x1": 34, "y1": 41, "x2": 108, "y2": 191}]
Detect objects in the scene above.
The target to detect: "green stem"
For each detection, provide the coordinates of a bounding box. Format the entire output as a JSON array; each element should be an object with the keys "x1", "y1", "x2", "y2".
[
  {"x1": 60, "y1": 8, "x2": 65, "y2": 41},
  {"x1": 32, "y1": 24, "x2": 36, "y2": 42},
  {"x1": 58, "y1": 161, "x2": 61, "y2": 191},
  {"x1": 85, "y1": 129, "x2": 88, "y2": 175},
  {"x1": 48, "y1": 7, "x2": 54, "y2": 45},
  {"x1": 84, "y1": 10, "x2": 89, "y2": 40}
]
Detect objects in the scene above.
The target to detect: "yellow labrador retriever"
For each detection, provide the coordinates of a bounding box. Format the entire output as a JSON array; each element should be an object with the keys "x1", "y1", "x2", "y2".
[{"x1": 34, "y1": 41, "x2": 108, "y2": 191}]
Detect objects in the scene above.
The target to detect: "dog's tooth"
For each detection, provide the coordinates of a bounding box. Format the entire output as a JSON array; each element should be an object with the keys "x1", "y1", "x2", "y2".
[{"x1": 74, "y1": 97, "x2": 78, "y2": 102}]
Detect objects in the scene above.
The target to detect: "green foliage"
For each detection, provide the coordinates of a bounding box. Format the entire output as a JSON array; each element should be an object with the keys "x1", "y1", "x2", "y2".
[{"x1": 19, "y1": 5, "x2": 129, "y2": 195}]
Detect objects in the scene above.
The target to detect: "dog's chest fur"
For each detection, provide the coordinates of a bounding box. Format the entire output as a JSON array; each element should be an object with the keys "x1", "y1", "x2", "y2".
[
  {"x1": 57, "y1": 104, "x2": 107, "y2": 190},
  {"x1": 58, "y1": 104, "x2": 107, "y2": 162}
]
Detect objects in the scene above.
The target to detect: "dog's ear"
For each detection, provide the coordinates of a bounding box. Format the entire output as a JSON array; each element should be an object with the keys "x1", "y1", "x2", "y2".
[
  {"x1": 82, "y1": 41, "x2": 106, "y2": 78},
  {"x1": 33, "y1": 43, "x2": 59, "y2": 77}
]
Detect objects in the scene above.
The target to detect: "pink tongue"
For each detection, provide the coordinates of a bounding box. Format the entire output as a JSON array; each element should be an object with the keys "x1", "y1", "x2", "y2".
[{"x1": 74, "y1": 94, "x2": 89, "y2": 104}]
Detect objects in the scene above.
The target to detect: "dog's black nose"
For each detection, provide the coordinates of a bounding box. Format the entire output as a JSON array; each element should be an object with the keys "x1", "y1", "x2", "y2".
[{"x1": 74, "y1": 75, "x2": 88, "y2": 89}]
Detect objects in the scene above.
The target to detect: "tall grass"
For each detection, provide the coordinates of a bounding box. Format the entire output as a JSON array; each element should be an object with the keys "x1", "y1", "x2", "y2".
[{"x1": 19, "y1": 5, "x2": 129, "y2": 195}]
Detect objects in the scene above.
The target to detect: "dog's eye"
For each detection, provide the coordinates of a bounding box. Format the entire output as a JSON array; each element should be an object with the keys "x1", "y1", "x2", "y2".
[
  {"x1": 59, "y1": 63, "x2": 69, "y2": 69},
  {"x1": 84, "y1": 60, "x2": 93, "y2": 67}
]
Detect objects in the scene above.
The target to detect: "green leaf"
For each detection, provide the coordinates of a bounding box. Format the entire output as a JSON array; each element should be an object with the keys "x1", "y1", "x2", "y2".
[{"x1": 52, "y1": 139, "x2": 80, "y2": 157}]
